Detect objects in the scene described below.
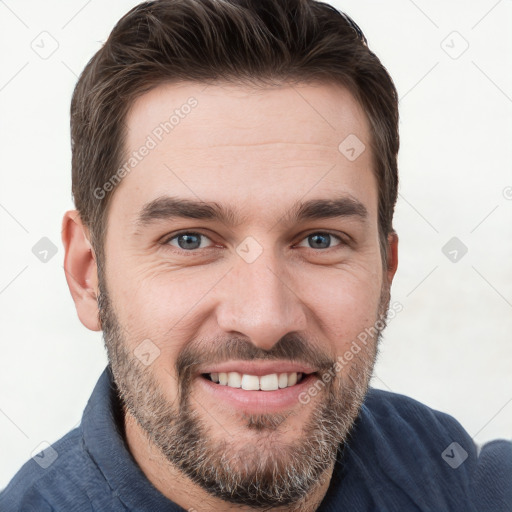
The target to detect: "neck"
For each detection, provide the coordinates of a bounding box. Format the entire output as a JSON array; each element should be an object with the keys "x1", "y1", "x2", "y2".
[{"x1": 124, "y1": 411, "x2": 336, "y2": 512}]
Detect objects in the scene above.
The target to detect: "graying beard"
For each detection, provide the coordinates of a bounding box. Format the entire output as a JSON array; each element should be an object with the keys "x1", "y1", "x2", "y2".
[{"x1": 98, "y1": 281, "x2": 385, "y2": 509}]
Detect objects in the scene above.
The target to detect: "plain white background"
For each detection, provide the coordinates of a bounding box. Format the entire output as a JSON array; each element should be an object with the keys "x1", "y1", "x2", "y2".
[{"x1": 1, "y1": 0, "x2": 511, "y2": 490}]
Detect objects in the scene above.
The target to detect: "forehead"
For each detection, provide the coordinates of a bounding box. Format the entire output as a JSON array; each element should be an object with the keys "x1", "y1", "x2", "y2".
[
  {"x1": 124, "y1": 80, "x2": 369, "y2": 156},
  {"x1": 111, "y1": 80, "x2": 376, "y2": 228}
]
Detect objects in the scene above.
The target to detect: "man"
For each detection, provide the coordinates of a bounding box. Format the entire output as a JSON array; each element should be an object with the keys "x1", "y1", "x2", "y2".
[{"x1": 1, "y1": 0, "x2": 511, "y2": 510}]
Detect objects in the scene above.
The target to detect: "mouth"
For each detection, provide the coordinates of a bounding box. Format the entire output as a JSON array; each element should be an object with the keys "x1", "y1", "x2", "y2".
[
  {"x1": 201, "y1": 371, "x2": 310, "y2": 390},
  {"x1": 197, "y1": 369, "x2": 320, "y2": 414}
]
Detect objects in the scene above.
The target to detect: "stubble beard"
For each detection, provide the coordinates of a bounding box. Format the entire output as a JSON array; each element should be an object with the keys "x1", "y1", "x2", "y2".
[{"x1": 98, "y1": 277, "x2": 390, "y2": 509}]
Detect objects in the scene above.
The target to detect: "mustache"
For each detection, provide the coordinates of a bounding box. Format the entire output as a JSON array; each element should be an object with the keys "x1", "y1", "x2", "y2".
[{"x1": 175, "y1": 333, "x2": 336, "y2": 394}]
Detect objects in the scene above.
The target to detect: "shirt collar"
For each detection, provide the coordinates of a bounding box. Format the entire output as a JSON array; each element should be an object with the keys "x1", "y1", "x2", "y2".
[{"x1": 81, "y1": 365, "x2": 183, "y2": 511}]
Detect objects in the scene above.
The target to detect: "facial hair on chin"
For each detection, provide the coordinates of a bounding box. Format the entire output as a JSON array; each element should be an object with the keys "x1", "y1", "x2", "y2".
[{"x1": 98, "y1": 279, "x2": 390, "y2": 509}]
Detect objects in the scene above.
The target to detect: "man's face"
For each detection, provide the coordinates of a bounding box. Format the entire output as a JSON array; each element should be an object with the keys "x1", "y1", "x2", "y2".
[{"x1": 98, "y1": 81, "x2": 393, "y2": 507}]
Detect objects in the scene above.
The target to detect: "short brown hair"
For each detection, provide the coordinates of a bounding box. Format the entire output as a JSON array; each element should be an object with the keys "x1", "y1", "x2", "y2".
[{"x1": 71, "y1": 0, "x2": 399, "y2": 266}]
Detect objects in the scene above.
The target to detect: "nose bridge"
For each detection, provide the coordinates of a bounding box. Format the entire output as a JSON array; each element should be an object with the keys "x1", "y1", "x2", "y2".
[{"x1": 216, "y1": 246, "x2": 306, "y2": 350}]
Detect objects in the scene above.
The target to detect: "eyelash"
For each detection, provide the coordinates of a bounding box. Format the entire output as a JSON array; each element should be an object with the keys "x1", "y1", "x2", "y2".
[{"x1": 161, "y1": 230, "x2": 347, "y2": 253}]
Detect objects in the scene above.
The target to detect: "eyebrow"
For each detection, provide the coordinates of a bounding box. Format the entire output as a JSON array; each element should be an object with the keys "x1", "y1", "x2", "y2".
[{"x1": 135, "y1": 195, "x2": 368, "y2": 228}]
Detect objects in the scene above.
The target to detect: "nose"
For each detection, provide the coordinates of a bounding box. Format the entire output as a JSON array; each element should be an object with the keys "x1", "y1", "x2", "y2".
[{"x1": 215, "y1": 250, "x2": 308, "y2": 351}]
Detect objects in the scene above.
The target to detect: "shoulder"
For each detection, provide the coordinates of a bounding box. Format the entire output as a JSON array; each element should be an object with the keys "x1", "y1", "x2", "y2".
[
  {"x1": 352, "y1": 388, "x2": 479, "y2": 479},
  {"x1": 345, "y1": 388, "x2": 512, "y2": 510},
  {"x1": 362, "y1": 388, "x2": 472, "y2": 439},
  {"x1": 0, "y1": 427, "x2": 97, "y2": 512}
]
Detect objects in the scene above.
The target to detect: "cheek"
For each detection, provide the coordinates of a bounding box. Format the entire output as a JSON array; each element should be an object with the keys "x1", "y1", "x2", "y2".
[
  {"x1": 106, "y1": 270, "x2": 214, "y2": 403},
  {"x1": 297, "y1": 266, "x2": 383, "y2": 348},
  {"x1": 108, "y1": 263, "x2": 225, "y2": 351}
]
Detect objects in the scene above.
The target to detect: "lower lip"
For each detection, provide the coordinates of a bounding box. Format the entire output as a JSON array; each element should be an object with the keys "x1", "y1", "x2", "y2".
[{"x1": 197, "y1": 373, "x2": 319, "y2": 414}]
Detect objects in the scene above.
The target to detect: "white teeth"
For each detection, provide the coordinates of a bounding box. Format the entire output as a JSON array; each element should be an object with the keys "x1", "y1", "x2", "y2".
[
  {"x1": 241, "y1": 374, "x2": 260, "y2": 390},
  {"x1": 209, "y1": 371, "x2": 304, "y2": 390},
  {"x1": 260, "y1": 374, "x2": 279, "y2": 391},
  {"x1": 227, "y1": 371, "x2": 241, "y2": 388},
  {"x1": 278, "y1": 373, "x2": 288, "y2": 388}
]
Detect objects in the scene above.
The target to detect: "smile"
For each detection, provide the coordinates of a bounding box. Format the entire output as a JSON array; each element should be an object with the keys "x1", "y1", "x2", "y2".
[
  {"x1": 203, "y1": 371, "x2": 306, "y2": 390},
  {"x1": 198, "y1": 370, "x2": 319, "y2": 414}
]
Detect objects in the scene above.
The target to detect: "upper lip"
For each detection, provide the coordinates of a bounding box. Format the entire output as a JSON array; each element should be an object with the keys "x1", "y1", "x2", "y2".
[{"x1": 198, "y1": 361, "x2": 318, "y2": 377}]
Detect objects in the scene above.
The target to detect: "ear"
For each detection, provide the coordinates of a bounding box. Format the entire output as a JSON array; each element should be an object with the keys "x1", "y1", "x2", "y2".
[
  {"x1": 385, "y1": 231, "x2": 399, "y2": 287},
  {"x1": 61, "y1": 210, "x2": 101, "y2": 331}
]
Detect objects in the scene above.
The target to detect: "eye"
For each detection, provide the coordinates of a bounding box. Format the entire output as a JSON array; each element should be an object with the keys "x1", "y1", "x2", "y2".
[
  {"x1": 296, "y1": 232, "x2": 343, "y2": 250},
  {"x1": 165, "y1": 232, "x2": 214, "y2": 251}
]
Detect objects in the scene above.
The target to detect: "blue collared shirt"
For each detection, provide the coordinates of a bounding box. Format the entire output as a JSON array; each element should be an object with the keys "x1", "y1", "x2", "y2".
[{"x1": 1, "y1": 366, "x2": 511, "y2": 511}]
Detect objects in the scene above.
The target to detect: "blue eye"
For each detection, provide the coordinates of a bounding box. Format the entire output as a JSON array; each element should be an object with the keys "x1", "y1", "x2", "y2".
[
  {"x1": 163, "y1": 231, "x2": 344, "y2": 253},
  {"x1": 166, "y1": 232, "x2": 212, "y2": 251},
  {"x1": 297, "y1": 232, "x2": 342, "y2": 250}
]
